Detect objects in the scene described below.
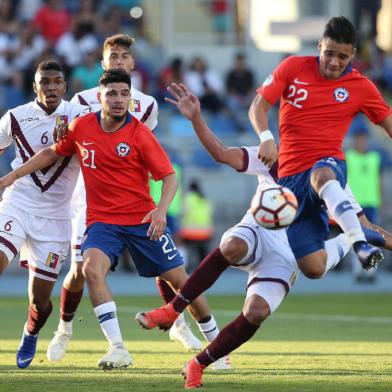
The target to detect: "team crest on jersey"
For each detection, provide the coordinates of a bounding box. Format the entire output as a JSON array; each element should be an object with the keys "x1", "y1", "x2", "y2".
[
  {"x1": 46, "y1": 252, "x2": 60, "y2": 269},
  {"x1": 116, "y1": 142, "x2": 131, "y2": 157},
  {"x1": 333, "y1": 87, "x2": 349, "y2": 103},
  {"x1": 56, "y1": 115, "x2": 68, "y2": 126},
  {"x1": 262, "y1": 74, "x2": 273, "y2": 87},
  {"x1": 130, "y1": 99, "x2": 141, "y2": 112}
]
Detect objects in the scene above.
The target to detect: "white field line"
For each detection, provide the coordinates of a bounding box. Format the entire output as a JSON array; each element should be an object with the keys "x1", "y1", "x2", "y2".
[{"x1": 119, "y1": 307, "x2": 392, "y2": 324}]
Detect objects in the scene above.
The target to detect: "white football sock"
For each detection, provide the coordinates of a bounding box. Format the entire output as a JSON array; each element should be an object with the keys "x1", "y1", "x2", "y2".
[
  {"x1": 94, "y1": 301, "x2": 124, "y2": 349},
  {"x1": 323, "y1": 233, "x2": 352, "y2": 276},
  {"x1": 58, "y1": 319, "x2": 73, "y2": 334},
  {"x1": 319, "y1": 180, "x2": 365, "y2": 243},
  {"x1": 197, "y1": 315, "x2": 219, "y2": 342}
]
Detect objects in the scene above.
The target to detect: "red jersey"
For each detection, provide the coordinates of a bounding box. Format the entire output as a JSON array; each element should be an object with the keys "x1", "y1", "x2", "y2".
[
  {"x1": 54, "y1": 112, "x2": 174, "y2": 226},
  {"x1": 258, "y1": 56, "x2": 392, "y2": 178}
]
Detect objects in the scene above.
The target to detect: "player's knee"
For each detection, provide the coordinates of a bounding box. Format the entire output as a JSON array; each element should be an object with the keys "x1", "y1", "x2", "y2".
[
  {"x1": 301, "y1": 265, "x2": 324, "y2": 279},
  {"x1": 220, "y1": 236, "x2": 248, "y2": 265},
  {"x1": 70, "y1": 262, "x2": 85, "y2": 282},
  {"x1": 30, "y1": 297, "x2": 50, "y2": 313},
  {"x1": 82, "y1": 260, "x2": 101, "y2": 282},
  {"x1": 310, "y1": 167, "x2": 335, "y2": 193},
  {"x1": 242, "y1": 298, "x2": 270, "y2": 326}
]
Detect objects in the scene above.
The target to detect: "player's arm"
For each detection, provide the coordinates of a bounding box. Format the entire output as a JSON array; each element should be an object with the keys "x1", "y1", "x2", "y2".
[
  {"x1": 165, "y1": 82, "x2": 244, "y2": 170},
  {"x1": 0, "y1": 146, "x2": 61, "y2": 188},
  {"x1": 379, "y1": 113, "x2": 392, "y2": 139}
]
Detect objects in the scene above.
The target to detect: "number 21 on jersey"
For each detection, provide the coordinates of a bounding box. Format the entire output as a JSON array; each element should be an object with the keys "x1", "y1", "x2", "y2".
[{"x1": 81, "y1": 148, "x2": 96, "y2": 169}]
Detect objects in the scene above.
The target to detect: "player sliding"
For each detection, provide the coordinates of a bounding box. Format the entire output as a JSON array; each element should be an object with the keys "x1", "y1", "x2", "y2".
[
  {"x1": 249, "y1": 16, "x2": 392, "y2": 279},
  {"x1": 135, "y1": 82, "x2": 391, "y2": 389},
  {"x1": 0, "y1": 69, "x2": 228, "y2": 370}
]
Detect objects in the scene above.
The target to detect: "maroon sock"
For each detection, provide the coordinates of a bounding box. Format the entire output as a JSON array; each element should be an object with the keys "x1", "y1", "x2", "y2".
[
  {"x1": 27, "y1": 301, "x2": 53, "y2": 335},
  {"x1": 60, "y1": 287, "x2": 84, "y2": 322},
  {"x1": 156, "y1": 278, "x2": 176, "y2": 304},
  {"x1": 172, "y1": 248, "x2": 230, "y2": 313},
  {"x1": 196, "y1": 313, "x2": 259, "y2": 367}
]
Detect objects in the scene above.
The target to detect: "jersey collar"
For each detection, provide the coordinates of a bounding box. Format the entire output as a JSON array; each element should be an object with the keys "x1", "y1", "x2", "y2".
[
  {"x1": 32, "y1": 98, "x2": 65, "y2": 115},
  {"x1": 95, "y1": 110, "x2": 132, "y2": 132}
]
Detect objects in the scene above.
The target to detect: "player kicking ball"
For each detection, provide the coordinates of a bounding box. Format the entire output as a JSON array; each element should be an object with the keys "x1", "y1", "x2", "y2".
[{"x1": 135, "y1": 82, "x2": 391, "y2": 388}]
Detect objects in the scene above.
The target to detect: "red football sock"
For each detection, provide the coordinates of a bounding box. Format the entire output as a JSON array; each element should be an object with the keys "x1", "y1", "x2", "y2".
[
  {"x1": 27, "y1": 301, "x2": 53, "y2": 335},
  {"x1": 196, "y1": 313, "x2": 259, "y2": 367},
  {"x1": 60, "y1": 287, "x2": 84, "y2": 322},
  {"x1": 172, "y1": 248, "x2": 230, "y2": 313},
  {"x1": 155, "y1": 278, "x2": 176, "y2": 304}
]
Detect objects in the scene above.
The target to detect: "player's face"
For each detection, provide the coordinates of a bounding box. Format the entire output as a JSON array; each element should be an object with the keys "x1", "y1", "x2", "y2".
[
  {"x1": 102, "y1": 45, "x2": 134, "y2": 75},
  {"x1": 99, "y1": 82, "x2": 131, "y2": 121},
  {"x1": 33, "y1": 70, "x2": 66, "y2": 111},
  {"x1": 318, "y1": 38, "x2": 355, "y2": 80}
]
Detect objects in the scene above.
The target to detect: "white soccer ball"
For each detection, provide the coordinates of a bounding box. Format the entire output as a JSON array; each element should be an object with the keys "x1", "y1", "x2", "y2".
[{"x1": 251, "y1": 185, "x2": 298, "y2": 229}]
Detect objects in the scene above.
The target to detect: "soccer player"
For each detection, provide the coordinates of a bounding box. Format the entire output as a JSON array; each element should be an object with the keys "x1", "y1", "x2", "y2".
[
  {"x1": 47, "y1": 33, "x2": 202, "y2": 362},
  {"x1": 249, "y1": 16, "x2": 392, "y2": 279},
  {"x1": 0, "y1": 69, "x2": 227, "y2": 370},
  {"x1": 0, "y1": 61, "x2": 89, "y2": 369},
  {"x1": 135, "y1": 83, "x2": 392, "y2": 388}
]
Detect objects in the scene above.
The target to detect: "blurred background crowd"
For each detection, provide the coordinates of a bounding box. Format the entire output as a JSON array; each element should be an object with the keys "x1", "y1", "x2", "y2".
[{"x1": 1, "y1": 0, "x2": 392, "y2": 280}]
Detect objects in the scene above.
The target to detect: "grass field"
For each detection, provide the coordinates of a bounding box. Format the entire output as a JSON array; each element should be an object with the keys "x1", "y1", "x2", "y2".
[{"x1": 0, "y1": 294, "x2": 391, "y2": 391}]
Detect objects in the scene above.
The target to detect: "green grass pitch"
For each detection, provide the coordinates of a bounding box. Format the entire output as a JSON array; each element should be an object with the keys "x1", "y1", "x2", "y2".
[{"x1": 0, "y1": 294, "x2": 391, "y2": 391}]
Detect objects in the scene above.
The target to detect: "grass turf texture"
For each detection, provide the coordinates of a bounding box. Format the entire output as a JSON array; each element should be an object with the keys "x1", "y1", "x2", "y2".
[{"x1": 0, "y1": 294, "x2": 391, "y2": 391}]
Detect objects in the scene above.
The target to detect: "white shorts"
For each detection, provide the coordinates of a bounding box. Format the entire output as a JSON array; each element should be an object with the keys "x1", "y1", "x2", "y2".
[
  {"x1": 71, "y1": 204, "x2": 86, "y2": 263},
  {"x1": 0, "y1": 203, "x2": 71, "y2": 282},
  {"x1": 220, "y1": 211, "x2": 300, "y2": 313}
]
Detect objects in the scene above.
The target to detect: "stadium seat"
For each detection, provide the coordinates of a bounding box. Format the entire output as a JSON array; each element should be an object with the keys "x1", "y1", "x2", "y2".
[
  {"x1": 191, "y1": 147, "x2": 221, "y2": 169},
  {"x1": 208, "y1": 113, "x2": 238, "y2": 135},
  {"x1": 169, "y1": 114, "x2": 196, "y2": 137}
]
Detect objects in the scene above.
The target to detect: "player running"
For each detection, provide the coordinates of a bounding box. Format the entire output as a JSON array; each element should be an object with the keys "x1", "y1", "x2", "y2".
[
  {"x1": 135, "y1": 83, "x2": 391, "y2": 388},
  {"x1": 0, "y1": 69, "x2": 228, "y2": 370},
  {"x1": 47, "y1": 34, "x2": 203, "y2": 363},
  {"x1": 0, "y1": 61, "x2": 88, "y2": 369},
  {"x1": 249, "y1": 16, "x2": 392, "y2": 280}
]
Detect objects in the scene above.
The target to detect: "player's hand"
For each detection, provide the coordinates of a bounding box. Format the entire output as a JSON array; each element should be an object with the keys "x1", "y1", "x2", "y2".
[
  {"x1": 142, "y1": 208, "x2": 167, "y2": 241},
  {"x1": 0, "y1": 171, "x2": 17, "y2": 189},
  {"x1": 257, "y1": 139, "x2": 278, "y2": 168},
  {"x1": 53, "y1": 124, "x2": 69, "y2": 143},
  {"x1": 165, "y1": 83, "x2": 201, "y2": 121}
]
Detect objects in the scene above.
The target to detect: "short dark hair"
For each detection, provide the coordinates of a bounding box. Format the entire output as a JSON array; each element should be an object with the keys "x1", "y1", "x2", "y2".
[
  {"x1": 99, "y1": 68, "x2": 131, "y2": 88},
  {"x1": 103, "y1": 34, "x2": 134, "y2": 53},
  {"x1": 322, "y1": 16, "x2": 357, "y2": 46},
  {"x1": 35, "y1": 60, "x2": 65, "y2": 76}
]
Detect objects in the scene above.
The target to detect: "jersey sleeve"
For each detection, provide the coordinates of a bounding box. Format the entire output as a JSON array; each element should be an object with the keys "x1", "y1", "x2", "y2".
[
  {"x1": 238, "y1": 146, "x2": 270, "y2": 176},
  {"x1": 0, "y1": 111, "x2": 13, "y2": 150},
  {"x1": 143, "y1": 97, "x2": 158, "y2": 131},
  {"x1": 359, "y1": 79, "x2": 392, "y2": 125},
  {"x1": 257, "y1": 56, "x2": 293, "y2": 106},
  {"x1": 137, "y1": 124, "x2": 174, "y2": 180},
  {"x1": 53, "y1": 120, "x2": 77, "y2": 156}
]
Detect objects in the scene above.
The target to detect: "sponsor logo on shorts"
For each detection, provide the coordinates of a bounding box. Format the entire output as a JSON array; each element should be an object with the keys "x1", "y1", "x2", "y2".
[
  {"x1": 333, "y1": 87, "x2": 349, "y2": 103},
  {"x1": 116, "y1": 142, "x2": 131, "y2": 157},
  {"x1": 46, "y1": 252, "x2": 60, "y2": 269}
]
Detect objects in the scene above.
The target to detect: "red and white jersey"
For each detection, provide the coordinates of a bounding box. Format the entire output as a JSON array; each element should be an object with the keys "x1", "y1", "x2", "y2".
[
  {"x1": 0, "y1": 99, "x2": 89, "y2": 219},
  {"x1": 70, "y1": 85, "x2": 158, "y2": 214},
  {"x1": 258, "y1": 56, "x2": 392, "y2": 178}
]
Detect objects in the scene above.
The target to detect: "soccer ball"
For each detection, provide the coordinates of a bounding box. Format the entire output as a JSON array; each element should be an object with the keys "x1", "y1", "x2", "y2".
[{"x1": 251, "y1": 185, "x2": 298, "y2": 229}]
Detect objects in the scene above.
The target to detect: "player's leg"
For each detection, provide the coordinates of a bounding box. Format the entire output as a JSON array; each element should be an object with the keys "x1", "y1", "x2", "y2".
[
  {"x1": 184, "y1": 279, "x2": 287, "y2": 388},
  {"x1": 81, "y1": 223, "x2": 132, "y2": 370},
  {"x1": 311, "y1": 159, "x2": 383, "y2": 270},
  {"x1": 156, "y1": 277, "x2": 203, "y2": 351},
  {"x1": 47, "y1": 212, "x2": 86, "y2": 361}
]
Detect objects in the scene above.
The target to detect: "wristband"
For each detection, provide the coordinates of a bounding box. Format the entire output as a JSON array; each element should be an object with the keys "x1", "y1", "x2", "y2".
[{"x1": 258, "y1": 130, "x2": 274, "y2": 143}]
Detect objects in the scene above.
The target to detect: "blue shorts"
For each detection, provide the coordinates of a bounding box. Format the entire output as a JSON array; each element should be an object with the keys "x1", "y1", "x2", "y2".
[
  {"x1": 278, "y1": 157, "x2": 347, "y2": 260},
  {"x1": 81, "y1": 223, "x2": 184, "y2": 277},
  {"x1": 166, "y1": 215, "x2": 180, "y2": 236}
]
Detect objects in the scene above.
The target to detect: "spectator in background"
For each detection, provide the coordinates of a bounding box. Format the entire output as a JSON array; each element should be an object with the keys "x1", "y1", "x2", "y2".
[
  {"x1": 354, "y1": 0, "x2": 382, "y2": 45},
  {"x1": 55, "y1": 19, "x2": 99, "y2": 72},
  {"x1": 33, "y1": 0, "x2": 72, "y2": 46},
  {"x1": 185, "y1": 56, "x2": 225, "y2": 113},
  {"x1": 17, "y1": 0, "x2": 43, "y2": 22},
  {"x1": 346, "y1": 127, "x2": 384, "y2": 282},
  {"x1": 70, "y1": 49, "x2": 101, "y2": 93},
  {"x1": 0, "y1": 0, "x2": 19, "y2": 35},
  {"x1": 180, "y1": 180, "x2": 214, "y2": 271},
  {"x1": 72, "y1": 0, "x2": 103, "y2": 40},
  {"x1": 158, "y1": 57, "x2": 185, "y2": 103}
]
